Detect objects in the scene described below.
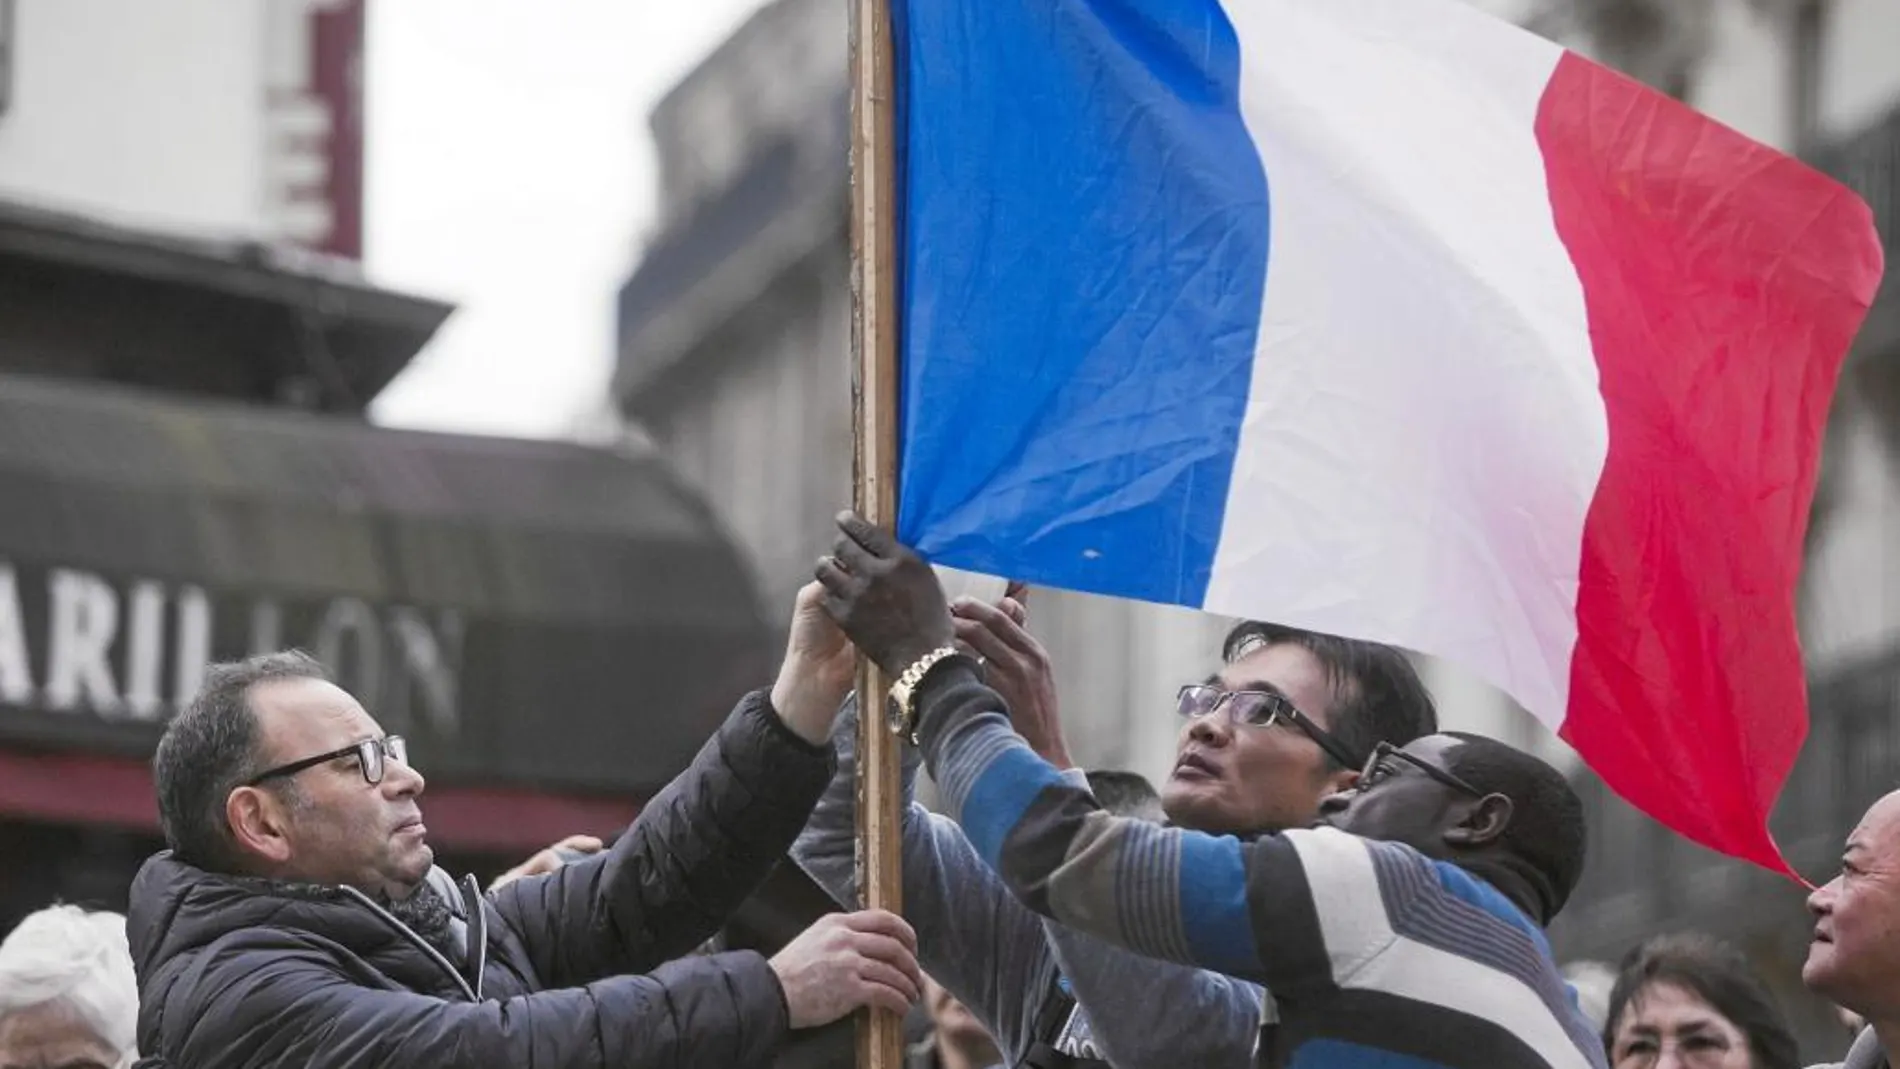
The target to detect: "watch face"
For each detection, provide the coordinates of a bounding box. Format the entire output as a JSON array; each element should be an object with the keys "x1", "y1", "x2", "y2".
[{"x1": 884, "y1": 693, "x2": 910, "y2": 737}]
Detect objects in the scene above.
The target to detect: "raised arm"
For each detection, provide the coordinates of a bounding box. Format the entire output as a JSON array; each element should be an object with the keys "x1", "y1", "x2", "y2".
[
  {"x1": 492, "y1": 582, "x2": 852, "y2": 986},
  {"x1": 491, "y1": 689, "x2": 835, "y2": 986},
  {"x1": 790, "y1": 692, "x2": 1065, "y2": 1063}
]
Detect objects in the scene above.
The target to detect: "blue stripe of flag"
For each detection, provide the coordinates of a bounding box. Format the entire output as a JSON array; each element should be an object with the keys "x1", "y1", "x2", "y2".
[{"x1": 893, "y1": 0, "x2": 1271, "y2": 607}]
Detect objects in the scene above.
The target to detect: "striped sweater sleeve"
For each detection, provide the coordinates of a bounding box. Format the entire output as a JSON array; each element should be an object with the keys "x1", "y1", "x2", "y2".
[
  {"x1": 917, "y1": 663, "x2": 1386, "y2": 996},
  {"x1": 789, "y1": 694, "x2": 1064, "y2": 1064}
]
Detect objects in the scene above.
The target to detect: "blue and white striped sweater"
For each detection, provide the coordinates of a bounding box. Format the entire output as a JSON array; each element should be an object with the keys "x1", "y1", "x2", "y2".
[{"x1": 918, "y1": 664, "x2": 1607, "y2": 1069}]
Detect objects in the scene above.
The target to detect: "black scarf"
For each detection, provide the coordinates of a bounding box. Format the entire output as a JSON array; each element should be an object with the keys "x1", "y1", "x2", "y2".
[
  {"x1": 378, "y1": 879, "x2": 458, "y2": 961},
  {"x1": 226, "y1": 871, "x2": 462, "y2": 963}
]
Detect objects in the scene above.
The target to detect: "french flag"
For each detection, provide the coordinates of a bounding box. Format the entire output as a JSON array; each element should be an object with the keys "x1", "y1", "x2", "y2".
[{"x1": 892, "y1": 0, "x2": 1884, "y2": 874}]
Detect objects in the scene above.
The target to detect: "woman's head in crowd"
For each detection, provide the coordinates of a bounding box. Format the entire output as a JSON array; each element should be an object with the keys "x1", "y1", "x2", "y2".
[
  {"x1": 1602, "y1": 932, "x2": 1796, "y2": 1069},
  {"x1": 0, "y1": 905, "x2": 138, "y2": 1069}
]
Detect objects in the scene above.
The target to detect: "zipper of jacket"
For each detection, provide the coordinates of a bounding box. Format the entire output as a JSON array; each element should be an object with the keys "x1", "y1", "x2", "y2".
[
  {"x1": 460, "y1": 874, "x2": 488, "y2": 997},
  {"x1": 338, "y1": 885, "x2": 478, "y2": 1001}
]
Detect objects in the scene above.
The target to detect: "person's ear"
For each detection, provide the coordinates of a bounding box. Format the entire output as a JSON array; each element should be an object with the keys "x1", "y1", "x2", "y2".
[
  {"x1": 1442, "y1": 793, "x2": 1513, "y2": 848},
  {"x1": 227, "y1": 786, "x2": 295, "y2": 866}
]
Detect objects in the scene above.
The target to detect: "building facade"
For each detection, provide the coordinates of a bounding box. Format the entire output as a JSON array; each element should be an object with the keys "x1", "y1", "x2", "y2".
[{"x1": 0, "y1": 0, "x2": 364, "y2": 257}]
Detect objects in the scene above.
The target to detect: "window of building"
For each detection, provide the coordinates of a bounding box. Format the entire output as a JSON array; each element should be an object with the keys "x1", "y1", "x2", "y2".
[
  {"x1": 0, "y1": 0, "x2": 15, "y2": 119},
  {"x1": 1787, "y1": 0, "x2": 1827, "y2": 154}
]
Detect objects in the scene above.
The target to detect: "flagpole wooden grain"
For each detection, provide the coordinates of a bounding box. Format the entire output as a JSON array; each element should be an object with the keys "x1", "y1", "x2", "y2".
[{"x1": 848, "y1": 0, "x2": 904, "y2": 1066}]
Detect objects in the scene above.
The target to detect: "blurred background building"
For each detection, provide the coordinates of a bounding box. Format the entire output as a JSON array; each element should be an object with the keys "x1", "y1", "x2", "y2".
[
  {"x1": 615, "y1": 0, "x2": 1898, "y2": 1055},
  {"x1": 0, "y1": 0, "x2": 773, "y2": 933}
]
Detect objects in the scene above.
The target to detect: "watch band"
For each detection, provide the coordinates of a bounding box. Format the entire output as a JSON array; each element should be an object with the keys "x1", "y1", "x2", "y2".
[{"x1": 887, "y1": 644, "x2": 962, "y2": 745}]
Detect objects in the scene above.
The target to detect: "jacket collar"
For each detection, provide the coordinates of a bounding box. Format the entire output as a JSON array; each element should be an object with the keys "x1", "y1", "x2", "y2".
[
  {"x1": 127, "y1": 852, "x2": 478, "y2": 1003},
  {"x1": 1843, "y1": 1028, "x2": 1887, "y2": 1069}
]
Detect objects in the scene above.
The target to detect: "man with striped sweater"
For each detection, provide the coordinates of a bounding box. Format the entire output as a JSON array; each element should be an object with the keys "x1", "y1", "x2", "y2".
[{"x1": 815, "y1": 512, "x2": 1606, "y2": 1069}]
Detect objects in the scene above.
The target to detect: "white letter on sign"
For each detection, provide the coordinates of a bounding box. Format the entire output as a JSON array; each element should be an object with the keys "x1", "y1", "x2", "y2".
[
  {"x1": 45, "y1": 569, "x2": 122, "y2": 714},
  {"x1": 0, "y1": 564, "x2": 34, "y2": 705},
  {"x1": 173, "y1": 586, "x2": 212, "y2": 709},
  {"x1": 124, "y1": 580, "x2": 166, "y2": 720}
]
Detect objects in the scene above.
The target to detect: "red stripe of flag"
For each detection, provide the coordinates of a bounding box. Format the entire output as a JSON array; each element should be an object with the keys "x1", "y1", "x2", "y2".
[{"x1": 1536, "y1": 53, "x2": 1884, "y2": 877}]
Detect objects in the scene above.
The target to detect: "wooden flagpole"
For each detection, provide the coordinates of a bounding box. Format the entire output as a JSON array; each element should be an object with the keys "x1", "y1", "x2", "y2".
[{"x1": 848, "y1": 0, "x2": 904, "y2": 1066}]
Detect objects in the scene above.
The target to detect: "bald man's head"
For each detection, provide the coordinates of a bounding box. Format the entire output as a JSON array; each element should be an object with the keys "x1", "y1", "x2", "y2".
[{"x1": 1804, "y1": 791, "x2": 1900, "y2": 1018}]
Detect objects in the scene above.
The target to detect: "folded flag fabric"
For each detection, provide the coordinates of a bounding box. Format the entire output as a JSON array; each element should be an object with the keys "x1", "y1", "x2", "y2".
[{"x1": 892, "y1": 0, "x2": 1884, "y2": 875}]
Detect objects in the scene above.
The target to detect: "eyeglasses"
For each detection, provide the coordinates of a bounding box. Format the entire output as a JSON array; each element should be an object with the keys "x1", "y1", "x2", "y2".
[
  {"x1": 1612, "y1": 1030, "x2": 1739, "y2": 1067},
  {"x1": 1174, "y1": 684, "x2": 1361, "y2": 768},
  {"x1": 1357, "y1": 741, "x2": 1485, "y2": 798},
  {"x1": 244, "y1": 736, "x2": 409, "y2": 788}
]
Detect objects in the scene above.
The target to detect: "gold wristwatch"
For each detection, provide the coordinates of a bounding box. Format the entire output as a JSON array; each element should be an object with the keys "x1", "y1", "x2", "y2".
[{"x1": 887, "y1": 644, "x2": 962, "y2": 745}]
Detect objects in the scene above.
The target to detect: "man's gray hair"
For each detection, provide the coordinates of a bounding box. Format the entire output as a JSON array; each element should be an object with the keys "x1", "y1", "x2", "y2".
[
  {"x1": 0, "y1": 905, "x2": 138, "y2": 1065},
  {"x1": 153, "y1": 650, "x2": 332, "y2": 872}
]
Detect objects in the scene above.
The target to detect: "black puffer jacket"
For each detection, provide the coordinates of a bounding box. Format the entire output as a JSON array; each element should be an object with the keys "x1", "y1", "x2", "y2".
[{"x1": 126, "y1": 691, "x2": 835, "y2": 1069}]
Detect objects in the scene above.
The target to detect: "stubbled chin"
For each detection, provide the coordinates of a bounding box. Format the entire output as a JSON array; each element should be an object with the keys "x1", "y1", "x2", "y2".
[
  {"x1": 401, "y1": 843, "x2": 435, "y2": 878},
  {"x1": 1160, "y1": 781, "x2": 1224, "y2": 827}
]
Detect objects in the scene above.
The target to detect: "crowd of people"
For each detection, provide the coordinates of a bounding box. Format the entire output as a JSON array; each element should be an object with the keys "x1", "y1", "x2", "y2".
[{"x1": 0, "y1": 513, "x2": 1893, "y2": 1067}]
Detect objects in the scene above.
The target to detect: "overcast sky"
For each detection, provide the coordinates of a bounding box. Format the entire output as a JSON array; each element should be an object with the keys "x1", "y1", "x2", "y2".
[{"x1": 363, "y1": 1, "x2": 770, "y2": 439}]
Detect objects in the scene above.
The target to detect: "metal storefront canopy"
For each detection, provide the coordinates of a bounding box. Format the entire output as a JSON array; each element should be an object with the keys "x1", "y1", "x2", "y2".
[{"x1": 0, "y1": 373, "x2": 773, "y2": 851}]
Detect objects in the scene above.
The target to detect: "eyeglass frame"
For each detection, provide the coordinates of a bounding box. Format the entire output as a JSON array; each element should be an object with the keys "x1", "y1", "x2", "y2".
[
  {"x1": 243, "y1": 735, "x2": 409, "y2": 788},
  {"x1": 1359, "y1": 740, "x2": 1487, "y2": 799},
  {"x1": 1610, "y1": 1029, "x2": 1742, "y2": 1068},
  {"x1": 1174, "y1": 683, "x2": 1363, "y2": 770}
]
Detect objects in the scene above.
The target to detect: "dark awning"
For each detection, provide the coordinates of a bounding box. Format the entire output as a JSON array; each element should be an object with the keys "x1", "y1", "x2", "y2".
[
  {"x1": 0, "y1": 197, "x2": 452, "y2": 412},
  {"x1": 0, "y1": 373, "x2": 773, "y2": 851}
]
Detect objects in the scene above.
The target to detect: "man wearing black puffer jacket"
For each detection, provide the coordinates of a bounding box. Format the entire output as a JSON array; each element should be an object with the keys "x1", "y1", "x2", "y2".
[{"x1": 126, "y1": 582, "x2": 921, "y2": 1069}]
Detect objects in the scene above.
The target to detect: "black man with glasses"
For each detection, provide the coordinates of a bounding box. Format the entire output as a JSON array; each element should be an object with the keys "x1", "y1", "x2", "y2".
[
  {"x1": 817, "y1": 510, "x2": 1603, "y2": 1069},
  {"x1": 125, "y1": 583, "x2": 926, "y2": 1069}
]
